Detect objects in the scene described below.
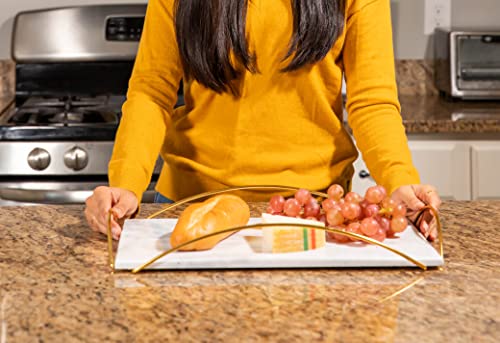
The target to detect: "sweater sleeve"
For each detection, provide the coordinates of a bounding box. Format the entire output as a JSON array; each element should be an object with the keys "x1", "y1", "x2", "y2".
[
  {"x1": 108, "y1": 0, "x2": 183, "y2": 203},
  {"x1": 342, "y1": 0, "x2": 420, "y2": 194}
]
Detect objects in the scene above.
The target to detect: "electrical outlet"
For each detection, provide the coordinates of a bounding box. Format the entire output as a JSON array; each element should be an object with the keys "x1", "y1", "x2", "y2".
[{"x1": 424, "y1": 0, "x2": 451, "y2": 35}]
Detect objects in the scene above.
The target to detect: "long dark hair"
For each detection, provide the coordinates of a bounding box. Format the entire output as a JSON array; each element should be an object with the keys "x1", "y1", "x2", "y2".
[{"x1": 174, "y1": 0, "x2": 346, "y2": 94}]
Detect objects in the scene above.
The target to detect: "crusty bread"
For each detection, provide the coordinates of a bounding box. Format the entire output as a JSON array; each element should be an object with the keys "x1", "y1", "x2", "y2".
[{"x1": 170, "y1": 194, "x2": 250, "y2": 250}]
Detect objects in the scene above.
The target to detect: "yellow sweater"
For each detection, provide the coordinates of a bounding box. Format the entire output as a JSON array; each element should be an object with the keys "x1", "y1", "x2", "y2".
[{"x1": 109, "y1": 0, "x2": 420, "y2": 203}]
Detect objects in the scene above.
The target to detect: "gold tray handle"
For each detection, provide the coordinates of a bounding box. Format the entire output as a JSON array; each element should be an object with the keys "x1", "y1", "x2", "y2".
[{"x1": 146, "y1": 185, "x2": 329, "y2": 220}]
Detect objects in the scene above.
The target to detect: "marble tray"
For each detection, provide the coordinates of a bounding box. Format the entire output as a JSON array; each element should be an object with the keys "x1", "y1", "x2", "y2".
[{"x1": 114, "y1": 218, "x2": 444, "y2": 270}]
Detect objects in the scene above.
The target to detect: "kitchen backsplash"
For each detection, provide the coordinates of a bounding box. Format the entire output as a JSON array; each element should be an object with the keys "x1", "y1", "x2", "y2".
[
  {"x1": 395, "y1": 60, "x2": 437, "y2": 96},
  {"x1": 0, "y1": 59, "x2": 437, "y2": 99},
  {"x1": 0, "y1": 59, "x2": 14, "y2": 97}
]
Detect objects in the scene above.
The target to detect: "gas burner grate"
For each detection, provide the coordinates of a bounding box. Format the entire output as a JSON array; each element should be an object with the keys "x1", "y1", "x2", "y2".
[
  {"x1": 22, "y1": 95, "x2": 113, "y2": 108},
  {"x1": 9, "y1": 107, "x2": 119, "y2": 126}
]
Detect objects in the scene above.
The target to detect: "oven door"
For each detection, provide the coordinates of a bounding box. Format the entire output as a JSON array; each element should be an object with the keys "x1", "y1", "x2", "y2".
[
  {"x1": 455, "y1": 33, "x2": 500, "y2": 99},
  {"x1": 0, "y1": 181, "x2": 156, "y2": 206}
]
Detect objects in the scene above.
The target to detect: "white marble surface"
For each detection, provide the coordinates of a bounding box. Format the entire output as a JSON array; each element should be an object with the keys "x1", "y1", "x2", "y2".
[{"x1": 115, "y1": 218, "x2": 444, "y2": 270}]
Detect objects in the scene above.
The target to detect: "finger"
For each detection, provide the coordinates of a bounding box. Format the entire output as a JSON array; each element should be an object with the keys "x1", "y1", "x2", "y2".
[
  {"x1": 418, "y1": 187, "x2": 442, "y2": 210},
  {"x1": 111, "y1": 190, "x2": 138, "y2": 219},
  {"x1": 92, "y1": 206, "x2": 119, "y2": 238},
  {"x1": 84, "y1": 188, "x2": 122, "y2": 240},
  {"x1": 428, "y1": 216, "x2": 438, "y2": 241},
  {"x1": 111, "y1": 216, "x2": 122, "y2": 240},
  {"x1": 93, "y1": 212, "x2": 122, "y2": 240},
  {"x1": 420, "y1": 220, "x2": 429, "y2": 239},
  {"x1": 419, "y1": 211, "x2": 436, "y2": 241},
  {"x1": 84, "y1": 197, "x2": 99, "y2": 231},
  {"x1": 89, "y1": 188, "x2": 115, "y2": 230},
  {"x1": 395, "y1": 186, "x2": 425, "y2": 211}
]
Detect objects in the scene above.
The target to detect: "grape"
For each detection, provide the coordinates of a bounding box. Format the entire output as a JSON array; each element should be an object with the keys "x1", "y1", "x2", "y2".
[
  {"x1": 267, "y1": 184, "x2": 408, "y2": 244},
  {"x1": 381, "y1": 198, "x2": 397, "y2": 212},
  {"x1": 326, "y1": 208, "x2": 344, "y2": 226},
  {"x1": 359, "y1": 199, "x2": 369, "y2": 209},
  {"x1": 303, "y1": 201, "x2": 321, "y2": 218},
  {"x1": 363, "y1": 204, "x2": 380, "y2": 217},
  {"x1": 371, "y1": 227, "x2": 387, "y2": 242},
  {"x1": 391, "y1": 216, "x2": 408, "y2": 233},
  {"x1": 283, "y1": 198, "x2": 301, "y2": 217},
  {"x1": 376, "y1": 186, "x2": 387, "y2": 199},
  {"x1": 328, "y1": 226, "x2": 350, "y2": 243},
  {"x1": 377, "y1": 216, "x2": 391, "y2": 232},
  {"x1": 345, "y1": 192, "x2": 363, "y2": 204},
  {"x1": 307, "y1": 197, "x2": 319, "y2": 207},
  {"x1": 269, "y1": 195, "x2": 286, "y2": 213},
  {"x1": 360, "y1": 217, "x2": 380, "y2": 236},
  {"x1": 341, "y1": 202, "x2": 362, "y2": 221},
  {"x1": 318, "y1": 214, "x2": 327, "y2": 225},
  {"x1": 327, "y1": 184, "x2": 344, "y2": 201},
  {"x1": 295, "y1": 188, "x2": 312, "y2": 206},
  {"x1": 346, "y1": 222, "x2": 362, "y2": 241},
  {"x1": 393, "y1": 203, "x2": 407, "y2": 217},
  {"x1": 321, "y1": 198, "x2": 337, "y2": 212},
  {"x1": 386, "y1": 228, "x2": 396, "y2": 238},
  {"x1": 365, "y1": 186, "x2": 385, "y2": 204}
]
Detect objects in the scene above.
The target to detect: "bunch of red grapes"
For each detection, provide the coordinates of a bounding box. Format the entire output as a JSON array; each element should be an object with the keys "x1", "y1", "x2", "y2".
[{"x1": 266, "y1": 184, "x2": 408, "y2": 243}]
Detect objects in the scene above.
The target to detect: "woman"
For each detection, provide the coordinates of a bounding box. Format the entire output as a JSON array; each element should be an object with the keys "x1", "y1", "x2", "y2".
[{"x1": 85, "y1": 0, "x2": 441, "y2": 240}]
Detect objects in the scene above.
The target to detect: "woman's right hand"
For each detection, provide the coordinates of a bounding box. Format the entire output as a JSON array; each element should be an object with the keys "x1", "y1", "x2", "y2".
[{"x1": 84, "y1": 186, "x2": 138, "y2": 240}]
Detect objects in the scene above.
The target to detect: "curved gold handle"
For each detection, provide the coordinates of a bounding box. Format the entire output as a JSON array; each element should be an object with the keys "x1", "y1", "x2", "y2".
[
  {"x1": 146, "y1": 185, "x2": 329, "y2": 219},
  {"x1": 107, "y1": 210, "x2": 115, "y2": 271}
]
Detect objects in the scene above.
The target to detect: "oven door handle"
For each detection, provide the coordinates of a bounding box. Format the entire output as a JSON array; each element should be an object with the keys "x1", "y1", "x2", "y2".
[{"x1": 0, "y1": 188, "x2": 92, "y2": 204}]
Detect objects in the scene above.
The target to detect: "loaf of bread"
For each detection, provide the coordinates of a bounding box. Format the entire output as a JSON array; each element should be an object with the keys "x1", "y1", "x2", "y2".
[{"x1": 170, "y1": 194, "x2": 250, "y2": 250}]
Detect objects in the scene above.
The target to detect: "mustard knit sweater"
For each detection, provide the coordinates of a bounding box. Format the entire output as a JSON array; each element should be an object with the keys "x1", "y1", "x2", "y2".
[{"x1": 109, "y1": 0, "x2": 420, "y2": 202}]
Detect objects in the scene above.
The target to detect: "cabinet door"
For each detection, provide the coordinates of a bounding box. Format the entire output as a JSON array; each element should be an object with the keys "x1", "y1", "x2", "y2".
[
  {"x1": 471, "y1": 142, "x2": 500, "y2": 200},
  {"x1": 409, "y1": 141, "x2": 470, "y2": 200}
]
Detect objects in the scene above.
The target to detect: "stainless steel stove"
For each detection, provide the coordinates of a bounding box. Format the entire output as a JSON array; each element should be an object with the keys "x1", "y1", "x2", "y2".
[{"x1": 0, "y1": 4, "x2": 179, "y2": 205}]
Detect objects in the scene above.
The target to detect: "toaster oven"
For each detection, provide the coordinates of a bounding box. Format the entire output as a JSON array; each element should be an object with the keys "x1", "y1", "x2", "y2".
[{"x1": 435, "y1": 28, "x2": 500, "y2": 100}]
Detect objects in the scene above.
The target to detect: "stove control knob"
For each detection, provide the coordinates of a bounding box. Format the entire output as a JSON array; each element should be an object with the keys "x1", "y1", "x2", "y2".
[
  {"x1": 64, "y1": 146, "x2": 89, "y2": 171},
  {"x1": 27, "y1": 148, "x2": 51, "y2": 171}
]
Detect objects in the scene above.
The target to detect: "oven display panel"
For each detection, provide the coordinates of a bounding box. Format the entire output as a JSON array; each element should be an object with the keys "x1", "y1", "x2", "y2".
[{"x1": 106, "y1": 16, "x2": 145, "y2": 42}]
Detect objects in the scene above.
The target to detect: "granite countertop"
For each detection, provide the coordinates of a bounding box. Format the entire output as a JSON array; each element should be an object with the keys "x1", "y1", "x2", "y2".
[
  {"x1": 400, "y1": 95, "x2": 500, "y2": 134},
  {"x1": 0, "y1": 202, "x2": 499, "y2": 342}
]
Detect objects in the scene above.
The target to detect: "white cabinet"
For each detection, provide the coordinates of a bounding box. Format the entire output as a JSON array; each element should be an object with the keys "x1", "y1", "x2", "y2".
[
  {"x1": 351, "y1": 156, "x2": 377, "y2": 195},
  {"x1": 352, "y1": 139, "x2": 500, "y2": 200},
  {"x1": 471, "y1": 142, "x2": 500, "y2": 200},
  {"x1": 409, "y1": 141, "x2": 470, "y2": 200}
]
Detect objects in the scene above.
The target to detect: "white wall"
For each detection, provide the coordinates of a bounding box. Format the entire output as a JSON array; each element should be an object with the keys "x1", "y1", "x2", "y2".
[
  {"x1": 1, "y1": 0, "x2": 500, "y2": 60},
  {"x1": 452, "y1": 0, "x2": 500, "y2": 28},
  {"x1": 391, "y1": 0, "x2": 500, "y2": 59},
  {"x1": 0, "y1": 0, "x2": 147, "y2": 59},
  {"x1": 391, "y1": 0, "x2": 429, "y2": 59}
]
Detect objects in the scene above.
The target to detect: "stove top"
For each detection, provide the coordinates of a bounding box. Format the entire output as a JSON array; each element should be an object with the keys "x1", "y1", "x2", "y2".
[{"x1": 0, "y1": 95, "x2": 124, "y2": 141}]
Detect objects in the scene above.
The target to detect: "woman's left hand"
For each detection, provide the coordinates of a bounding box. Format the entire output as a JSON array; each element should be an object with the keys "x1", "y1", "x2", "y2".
[{"x1": 391, "y1": 184, "x2": 442, "y2": 241}]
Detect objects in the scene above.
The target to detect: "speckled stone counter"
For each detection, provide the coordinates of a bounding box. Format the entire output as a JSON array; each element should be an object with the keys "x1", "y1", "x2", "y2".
[
  {"x1": 400, "y1": 95, "x2": 500, "y2": 134},
  {"x1": 0, "y1": 202, "x2": 499, "y2": 342}
]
